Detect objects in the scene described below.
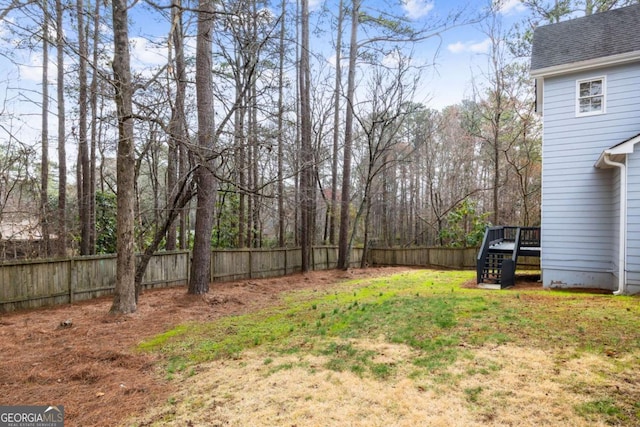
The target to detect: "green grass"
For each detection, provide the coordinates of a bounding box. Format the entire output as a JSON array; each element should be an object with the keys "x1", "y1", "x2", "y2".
[
  {"x1": 138, "y1": 269, "x2": 640, "y2": 424},
  {"x1": 139, "y1": 269, "x2": 640, "y2": 365},
  {"x1": 464, "y1": 386, "x2": 484, "y2": 403},
  {"x1": 575, "y1": 399, "x2": 626, "y2": 424}
]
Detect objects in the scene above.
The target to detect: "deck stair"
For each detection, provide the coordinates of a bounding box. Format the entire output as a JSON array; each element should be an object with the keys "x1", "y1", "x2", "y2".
[{"x1": 476, "y1": 226, "x2": 541, "y2": 289}]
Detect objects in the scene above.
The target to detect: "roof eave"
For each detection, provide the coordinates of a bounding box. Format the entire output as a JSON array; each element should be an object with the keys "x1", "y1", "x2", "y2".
[
  {"x1": 531, "y1": 50, "x2": 640, "y2": 78},
  {"x1": 595, "y1": 134, "x2": 640, "y2": 168},
  {"x1": 595, "y1": 152, "x2": 625, "y2": 168}
]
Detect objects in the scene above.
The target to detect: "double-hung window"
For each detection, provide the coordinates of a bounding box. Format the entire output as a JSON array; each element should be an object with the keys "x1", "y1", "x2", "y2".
[{"x1": 576, "y1": 76, "x2": 606, "y2": 116}]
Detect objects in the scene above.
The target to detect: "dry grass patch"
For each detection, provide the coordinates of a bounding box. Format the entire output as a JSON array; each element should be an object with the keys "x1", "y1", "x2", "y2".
[
  {"x1": 131, "y1": 270, "x2": 640, "y2": 426},
  {"x1": 130, "y1": 343, "x2": 638, "y2": 426}
]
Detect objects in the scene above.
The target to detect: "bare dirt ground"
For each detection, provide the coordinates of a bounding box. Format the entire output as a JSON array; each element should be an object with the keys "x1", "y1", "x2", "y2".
[{"x1": 0, "y1": 266, "x2": 417, "y2": 426}]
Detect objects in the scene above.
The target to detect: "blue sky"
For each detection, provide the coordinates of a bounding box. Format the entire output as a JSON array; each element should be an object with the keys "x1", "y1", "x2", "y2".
[
  {"x1": 0, "y1": 0, "x2": 533, "y2": 156},
  {"x1": 124, "y1": 0, "x2": 533, "y2": 108},
  {"x1": 0, "y1": 0, "x2": 532, "y2": 109},
  {"x1": 424, "y1": 0, "x2": 529, "y2": 108},
  {"x1": 302, "y1": 0, "x2": 532, "y2": 108}
]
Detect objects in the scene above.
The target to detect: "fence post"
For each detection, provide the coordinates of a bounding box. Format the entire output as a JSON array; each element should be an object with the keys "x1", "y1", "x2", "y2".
[
  {"x1": 284, "y1": 248, "x2": 288, "y2": 275},
  {"x1": 187, "y1": 250, "x2": 191, "y2": 284},
  {"x1": 209, "y1": 250, "x2": 214, "y2": 283},
  {"x1": 326, "y1": 247, "x2": 329, "y2": 270},
  {"x1": 69, "y1": 257, "x2": 75, "y2": 304}
]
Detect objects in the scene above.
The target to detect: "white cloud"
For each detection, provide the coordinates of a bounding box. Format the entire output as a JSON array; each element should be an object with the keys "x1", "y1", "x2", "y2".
[
  {"x1": 402, "y1": 0, "x2": 434, "y2": 20},
  {"x1": 327, "y1": 53, "x2": 337, "y2": 68},
  {"x1": 496, "y1": 0, "x2": 526, "y2": 15},
  {"x1": 447, "y1": 41, "x2": 466, "y2": 54},
  {"x1": 99, "y1": 22, "x2": 113, "y2": 39},
  {"x1": 309, "y1": 0, "x2": 323, "y2": 11},
  {"x1": 447, "y1": 38, "x2": 491, "y2": 54},
  {"x1": 0, "y1": 17, "x2": 11, "y2": 38},
  {"x1": 326, "y1": 53, "x2": 350, "y2": 70},
  {"x1": 17, "y1": 53, "x2": 51, "y2": 82},
  {"x1": 382, "y1": 50, "x2": 404, "y2": 67},
  {"x1": 469, "y1": 38, "x2": 491, "y2": 53},
  {"x1": 130, "y1": 36, "x2": 168, "y2": 68}
]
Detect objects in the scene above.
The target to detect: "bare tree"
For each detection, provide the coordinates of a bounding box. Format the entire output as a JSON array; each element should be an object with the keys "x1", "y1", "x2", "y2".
[
  {"x1": 189, "y1": 0, "x2": 217, "y2": 295},
  {"x1": 329, "y1": 0, "x2": 344, "y2": 245},
  {"x1": 110, "y1": 0, "x2": 137, "y2": 314},
  {"x1": 336, "y1": 0, "x2": 359, "y2": 270},
  {"x1": 277, "y1": 0, "x2": 286, "y2": 247},
  {"x1": 55, "y1": 0, "x2": 66, "y2": 256},
  {"x1": 349, "y1": 53, "x2": 419, "y2": 266},
  {"x1": 88, "y1": 0, "x2": 101, "y2": 253},
  {"x1": 426, "y1": 104, "x2": 482, "y2": 244},
  {"x1": 40, "y1": 0, "x2": 49, "y2": 256},
  {"x1": 500, "y1": 64, "x2": 541, "y2": 226},
  {"x1": 165, "y1": 0, "x2": 187, "y2": 251},
  {"x1": 298, "y1": 0, "x2": 313, "y2": 270},
  {"x1": 77, "y1": 0, "x2": 92, "y2": 255},
  {"x1": 466, "y1": 15, "x2": 512, "y2": 225}
]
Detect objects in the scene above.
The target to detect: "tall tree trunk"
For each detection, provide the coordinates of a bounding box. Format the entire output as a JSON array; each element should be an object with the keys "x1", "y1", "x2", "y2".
[
  {"x1": 40, "y1": 0, "x2": 49, "y2": 257},
  {"x1": 178, "y1": 137, "x2": 189, "y2": 249},
  {"x1": 246, "y1": 110, "x2": 253, "y2": 247},
  {"x1": 55, "y1": 0, "x2": 66, "y2": 257},
  {"x1": 235, "y1": 107, "x2": 245, "y2": 247},
  {"x1": 293, "y1": 0, "x2": 300, "y2": 248},
  {"x1": 277, "y1": 0, "x2": 286, "y2": 247},
  {"x1": 110, "y1": 0, "x2": 137, "y2": 314},
  {"x1": 77, "y1": 0, "x2": 91, "y2": 255},
  {"x1": 337, "y1": 0, "x2": 359, "y2": 269},
  {"x1": 89, "y1": 0, "x2": 100, "y2": 253},
  {"x1": 330, "y1": 0, "x2": 344, "y2": 246},
  {"x1": 251, "y1": 96, "x2": 259, "y2": 247},
  {"x1": 382, "y1": 153, "x2": 390, "y2": 246},
  {"x1": 234, "y1": 46, "x2": 246, "y2": 247},
  {"x1": 360, "y1": 196, "x2": 372, "y2": 268},
  {"x1": 189, "y1": 0, "x2": 216, "y2": 294},
  {"x1": 250, "y1": 0, "x2": 259, "y2": 248},
  {"x1": 166, "y1": 0, "x2": 185, "y2": 251},
  {"x1": 299, "y1": 0, "x2": 312, "y2": 271},
  {"x1": 493, "y1": 124, "x2": 500, "y2": 225}
]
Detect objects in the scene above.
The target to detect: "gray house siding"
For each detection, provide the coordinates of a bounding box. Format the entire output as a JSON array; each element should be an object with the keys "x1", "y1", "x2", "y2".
[
  {"x1": 610, "y1": 166, "x2": 621, "y2": 287},
  {"x1": 626, "y1": 149, "x2": 640, "y2": 293},
  {"x1": 541, "y1": 63, "x2": 640, "y2": 289}
]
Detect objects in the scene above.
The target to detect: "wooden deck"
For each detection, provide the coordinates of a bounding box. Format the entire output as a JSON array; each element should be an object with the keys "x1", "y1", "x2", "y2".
[
  {"x1": 477, "y1": 226, "x2": 541, "y2": 288},
  {"x1": 489, "y1": 241, "x2": 541, "y2": 258}
]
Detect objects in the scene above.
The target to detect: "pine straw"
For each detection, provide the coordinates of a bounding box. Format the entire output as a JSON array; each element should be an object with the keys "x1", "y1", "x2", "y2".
[
  {"x1": 0, "y1": 266, "x2": 411, "y2": 426},
  {"x1": 2, "y1": 268, "x2": 637, "y2": 426},
  {"x1": 131, "y1": 340, "x2": 638, "y2": 427}
]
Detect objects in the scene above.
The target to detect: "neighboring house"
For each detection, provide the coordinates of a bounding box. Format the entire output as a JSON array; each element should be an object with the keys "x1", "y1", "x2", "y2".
[{"x1": 530, "y1": 4, "x2": 640, "y2": 294}]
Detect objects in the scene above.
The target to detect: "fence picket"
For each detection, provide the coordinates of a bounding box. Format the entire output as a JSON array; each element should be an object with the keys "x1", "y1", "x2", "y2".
[{"x1": 0, "y1": 247, "x2": 538, "y2": 312}]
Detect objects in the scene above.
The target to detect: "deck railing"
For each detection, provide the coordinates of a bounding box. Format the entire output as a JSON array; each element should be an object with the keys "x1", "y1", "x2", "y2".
[
  {"x1": 519, "y1": 227, "x2": 541, "y2": 248},
  {"x1": 477, "y1": 226, "x2": 541, "y2": 286}
]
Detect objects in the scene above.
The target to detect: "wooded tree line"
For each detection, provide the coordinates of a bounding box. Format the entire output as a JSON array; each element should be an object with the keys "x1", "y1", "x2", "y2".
[{"x1": 0, "y1": 0, "x2": 634, "y2": 311}]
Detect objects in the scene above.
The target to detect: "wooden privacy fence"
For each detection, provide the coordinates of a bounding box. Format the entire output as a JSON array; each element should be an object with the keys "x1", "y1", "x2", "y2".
[
  {"x1": 0, "y1": 251, "x2": 190, "y2": 312},
  {"x1": 369, "y1": 247, "x2": 540, "y2": 270},
  {"x1": 0, "y1": 246, "x2": 539, "y2": 312},
  {"x1": 210, "y1": 246, "x2": 361, "y2": 282},
  {"x1": 0, "y1": 247, "x2": 362, "y2": 312},
  {"x1": 370, "y1": 247, "x2": 477, "y2": 268}
]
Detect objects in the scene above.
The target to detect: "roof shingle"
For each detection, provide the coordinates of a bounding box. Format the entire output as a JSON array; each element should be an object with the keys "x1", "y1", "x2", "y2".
[{"x1": 531, "y1": 4, "x2": 640, "y2": 72}]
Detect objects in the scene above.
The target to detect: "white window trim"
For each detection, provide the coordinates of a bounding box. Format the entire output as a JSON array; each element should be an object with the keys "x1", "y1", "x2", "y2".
[{"x1": 576, "y1": 75, "x2": 606, "y2": 117}]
